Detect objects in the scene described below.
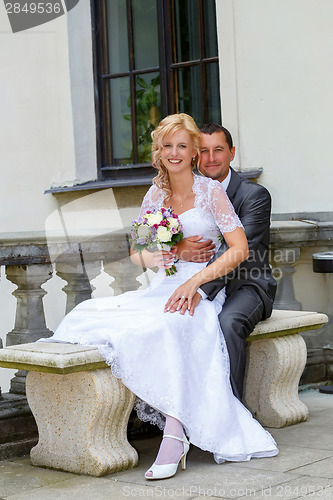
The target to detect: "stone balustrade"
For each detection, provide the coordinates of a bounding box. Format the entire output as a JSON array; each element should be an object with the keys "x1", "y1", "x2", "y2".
[
  {"x1": 270, "y1": 219, "x2": 333, "y2": 310},
  {"x1": 269, "y1": 219, "x2": 333, "y2": 384}
]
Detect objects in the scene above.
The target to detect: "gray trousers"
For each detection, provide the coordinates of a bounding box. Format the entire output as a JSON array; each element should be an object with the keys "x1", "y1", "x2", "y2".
[{"x1": 219, "y1": 285, "x2": 264, "y2": 401}]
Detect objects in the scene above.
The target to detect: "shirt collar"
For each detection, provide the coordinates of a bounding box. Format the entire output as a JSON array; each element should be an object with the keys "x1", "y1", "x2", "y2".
[{"x1": 221, "y1": 168, "x2": 231, "y2": 191}]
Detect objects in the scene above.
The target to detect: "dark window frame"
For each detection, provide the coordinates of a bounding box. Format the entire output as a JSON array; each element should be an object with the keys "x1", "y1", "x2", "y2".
[{"x1": 91, "y1": 0, "x2": 220, "y2": 187}]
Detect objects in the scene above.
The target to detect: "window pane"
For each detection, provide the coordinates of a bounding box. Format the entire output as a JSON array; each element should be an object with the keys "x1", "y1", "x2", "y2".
[
  {"x1": 96, "y1": 0, "x2": 220, "y2": 179},
  {"x1": 203, "y1": 0, "x2": 218, "y2": 58},
  {"x1": 174, "y1": 66, "x2": 203, "y2": 125},
  {"x1": 206, "y1": 62, "x2": 221, "y2": 123},
  {"x1": 109, "y1": 78, "x2": 132, "y2": 165},
  {"x1": 107, "y1": 0, "x2": 129, "y2": 74},
  {"x1": 132, "y1": 0, "x2": 159, "y2": 70},
  {"x1": 173, "y1": 0, "x2": 200, "y2": 62},
  {"x1": 135, "y1": 72, "x2": 161, "y2": 163}
]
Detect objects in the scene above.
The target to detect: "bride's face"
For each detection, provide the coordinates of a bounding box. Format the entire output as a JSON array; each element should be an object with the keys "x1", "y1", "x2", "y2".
[{"x1": 160, "y1": 129, "x2": 196, "y2": 174}]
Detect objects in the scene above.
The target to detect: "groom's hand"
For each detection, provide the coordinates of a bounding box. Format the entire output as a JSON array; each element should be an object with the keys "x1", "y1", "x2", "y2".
[{"x1": 174, "y1": 236, "x2": 215, "y2": 262}]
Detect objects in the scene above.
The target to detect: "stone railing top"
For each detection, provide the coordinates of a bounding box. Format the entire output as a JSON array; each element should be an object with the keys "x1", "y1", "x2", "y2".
[
  {"x1": 0, "y1": 229, "x2": 132, "y2": 266},
  {"x1": 0, "y1": 342, "x2": 107, "y2": 374},
  {"x1": 270, "y1": 220, "x2": 333, "y2": 246},
  {"x1": 248, "y1": 309, "x2": 328, "y2": 341},
  {"x1": 1, "y1": 219, "x2": 332, "y2": 265}
]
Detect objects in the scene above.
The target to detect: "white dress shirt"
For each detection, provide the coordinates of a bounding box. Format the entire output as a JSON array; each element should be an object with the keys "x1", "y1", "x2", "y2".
[{"x1": 197, "y1": 168, "x2": 231, "y2": 300}]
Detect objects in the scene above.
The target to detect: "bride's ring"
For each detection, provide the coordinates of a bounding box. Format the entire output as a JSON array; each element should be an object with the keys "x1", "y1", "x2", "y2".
[{"x1": 181, "y1": 296, "x2": 186, "y2": 299}]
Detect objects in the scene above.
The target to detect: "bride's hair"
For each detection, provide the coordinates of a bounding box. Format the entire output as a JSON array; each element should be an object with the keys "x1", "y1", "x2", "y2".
[{"x1": 151, "y1": 113, "x2": 200, "y2": 201}]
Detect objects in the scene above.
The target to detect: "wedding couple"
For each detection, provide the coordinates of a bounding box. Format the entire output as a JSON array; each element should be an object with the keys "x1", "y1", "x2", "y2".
[{"x1": 41, "y1": 113, "x2": 278, "y2": 480}]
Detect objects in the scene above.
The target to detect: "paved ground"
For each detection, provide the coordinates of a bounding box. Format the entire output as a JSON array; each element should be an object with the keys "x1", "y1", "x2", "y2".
[{"x1": 0, "y1": 390, "x2": 333, "y2": 499}]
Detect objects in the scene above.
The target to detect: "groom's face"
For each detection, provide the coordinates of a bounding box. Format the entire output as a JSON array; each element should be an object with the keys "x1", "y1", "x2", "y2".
[{"x1": 199, "y1": 132, "x2": 235, "y2": 183}]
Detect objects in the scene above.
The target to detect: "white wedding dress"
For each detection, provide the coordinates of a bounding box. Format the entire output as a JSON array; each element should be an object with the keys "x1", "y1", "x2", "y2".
[{"x1": 40, "y1": 175, "x2": 278, "y2": 463}]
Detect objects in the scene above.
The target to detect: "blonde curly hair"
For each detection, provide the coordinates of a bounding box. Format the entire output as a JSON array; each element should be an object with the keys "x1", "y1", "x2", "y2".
[{"x1": 151, "y1": 113, "x2": 200, "y2": 201}]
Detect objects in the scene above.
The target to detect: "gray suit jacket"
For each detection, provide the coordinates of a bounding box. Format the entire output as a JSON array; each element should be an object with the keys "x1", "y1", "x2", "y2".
[{"x1": 201, "y1": 168, "x2": 276, "y2": 320}]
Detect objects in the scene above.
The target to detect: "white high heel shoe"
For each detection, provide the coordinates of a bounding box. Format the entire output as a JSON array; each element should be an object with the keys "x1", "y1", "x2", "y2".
[{"x1": 145, "y1": 434, "x2": 190, "y2": 480}]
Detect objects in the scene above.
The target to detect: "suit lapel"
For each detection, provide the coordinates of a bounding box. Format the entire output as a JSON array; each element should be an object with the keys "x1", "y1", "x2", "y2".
[{"x1": 226, "y1": 167, "x2": 241, "y2": 203}]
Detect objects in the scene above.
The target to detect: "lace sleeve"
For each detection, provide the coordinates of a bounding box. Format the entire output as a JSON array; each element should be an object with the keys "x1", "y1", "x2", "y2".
[
  {"x1": 139, "y1": 185, "x2": 165, "y2": 216},
  {"x1": 208, "y1": 179, "x2": 243, "y2": 233}
]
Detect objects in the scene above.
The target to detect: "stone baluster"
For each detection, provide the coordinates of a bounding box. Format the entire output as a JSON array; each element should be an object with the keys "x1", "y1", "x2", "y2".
[
  {"x1": 271, "y1": 247, "x2": 302, "y2": 310},
  {"x1": 5, "y1": 263, "x2": 54, "y2": 394},
  {"x1": 5, "y1": 264, "x2": 54, "y2": 345},
  {"x1": 0, "y1": 338, "x2": 2, "y2": 399},
  {"x1": 56, "y1": 259, "x2": 102, "y2": 314},
  {"x1": 104, "y1": 257, "x2": 143, "y2": 295}
]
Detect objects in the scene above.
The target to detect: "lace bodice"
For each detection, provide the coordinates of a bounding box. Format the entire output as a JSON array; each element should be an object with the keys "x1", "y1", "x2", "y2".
[{"x1": 140, "y1": 175, "x2": 242, "y2": 246}]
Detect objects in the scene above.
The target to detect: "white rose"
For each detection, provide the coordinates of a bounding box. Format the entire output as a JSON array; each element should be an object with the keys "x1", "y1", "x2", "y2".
[
  {"x1": 157, "y1": 226, "x2": 172, "y2": 243},
  {"x1": 146, "y1": 212, "x2": 163, "y2": 226},
  {"x1": 137, "y1": 225, "x2": 150, "y2": 238},
  {"x1": 168, "y1": 217, "x2": 179, "y2": 229}
]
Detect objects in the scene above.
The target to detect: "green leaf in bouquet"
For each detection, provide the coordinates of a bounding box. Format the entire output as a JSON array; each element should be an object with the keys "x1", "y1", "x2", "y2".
[{"x1": 172, "y1": 233, "x2": 183, "y2": 244}]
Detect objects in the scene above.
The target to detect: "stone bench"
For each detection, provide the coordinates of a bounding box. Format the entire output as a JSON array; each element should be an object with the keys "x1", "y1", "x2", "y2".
[
  {"x1": 244, "y1": 309, "x2": 328, "y2": 428},
  {"x1": 0, "y1": 309, "x2": 328, "y2": 476},
  {"x1": 0, "y1": 343, "x2": 137, "y2": 476}
]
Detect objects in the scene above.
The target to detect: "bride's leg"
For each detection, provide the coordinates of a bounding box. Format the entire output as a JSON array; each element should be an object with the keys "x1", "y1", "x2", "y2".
[
  {"x1": 145, "y1": 415, "x2": 185, "y2": 478},
  {"x1": 155, "y1": 415, "x2": 184, "y2": 464}
]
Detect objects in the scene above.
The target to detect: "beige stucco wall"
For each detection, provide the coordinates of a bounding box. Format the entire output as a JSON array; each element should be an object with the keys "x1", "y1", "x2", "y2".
[
  {"x1": 0, "y1": 0, "x2": 99, "y2": 234},
  {"x1": 1, "y1": 10, "x2": 67, "y2": 232},
  {"x1": 216, "y1": 0, "x2": 333, "y2": 215}
]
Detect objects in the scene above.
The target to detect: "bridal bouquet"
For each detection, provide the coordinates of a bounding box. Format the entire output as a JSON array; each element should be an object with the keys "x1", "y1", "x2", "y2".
[{"x1": 130, "y1": 208, "x2": 183, "y2": 276}]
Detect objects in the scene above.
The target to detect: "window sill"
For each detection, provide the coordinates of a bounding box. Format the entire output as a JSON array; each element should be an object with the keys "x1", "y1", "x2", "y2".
[
  {"x1": 45, "y1": 168, "x2": 263, "y2": 195},
  {"x1": 45, "y1": 174, "x2": 155, "y2": 194}
]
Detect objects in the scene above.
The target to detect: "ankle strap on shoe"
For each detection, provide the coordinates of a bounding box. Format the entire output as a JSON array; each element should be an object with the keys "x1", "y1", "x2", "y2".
[{"x1": 163, "y1": 434, "x2": 187, "y2": 443}]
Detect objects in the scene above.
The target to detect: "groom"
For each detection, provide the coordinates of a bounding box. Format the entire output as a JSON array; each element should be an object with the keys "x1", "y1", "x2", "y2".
[{"x1": 173, "y1": 123, "x2": 276, "y2": 401}]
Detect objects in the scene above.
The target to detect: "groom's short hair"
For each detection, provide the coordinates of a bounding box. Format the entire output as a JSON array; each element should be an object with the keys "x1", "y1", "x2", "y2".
[{"x1": 200, "y1": 123, "x2": 233, "y2": 151}]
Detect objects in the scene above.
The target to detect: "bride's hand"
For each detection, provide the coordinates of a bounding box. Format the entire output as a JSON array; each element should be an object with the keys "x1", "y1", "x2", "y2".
[
  {"x1": 164, "y1": 278, "x2": 200, "y2": 313},
  {"x1": 167, "y1": 292, "x2": 202, "y2": 316},
  {"x1": 152, "y1": 249, "x2": 175, "y2": 269}
]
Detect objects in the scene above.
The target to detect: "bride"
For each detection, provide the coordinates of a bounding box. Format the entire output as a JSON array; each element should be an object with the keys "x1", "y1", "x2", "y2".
[{"x1": 40, "y1": 113, "x2": 278, "y2": 480}]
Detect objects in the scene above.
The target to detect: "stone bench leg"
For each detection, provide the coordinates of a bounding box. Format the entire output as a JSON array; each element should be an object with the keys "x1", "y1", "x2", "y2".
[
  {"x1": 26, "y1": 368, "x2": 138, "y2": 476},
  {"x1": 244, "y1": 334, "x2": 309, "y2": 428}
]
